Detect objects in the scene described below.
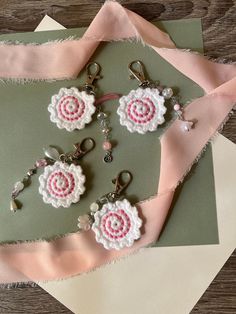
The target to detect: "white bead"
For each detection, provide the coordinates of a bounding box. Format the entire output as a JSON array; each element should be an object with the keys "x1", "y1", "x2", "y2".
[
  {"x1": 90, "y1": 202, "x2": 99, "y2": 212},
  {"x1": 77, "y1": 214, "x2": 91, "y2": 231},
  {"x1": 78, "y1": 214, "x2": 90, "y2": 223},
  {"x1": 181, "y1": 121, "x2": 193, "y2": 132},
  {"x1": 162, "y1": 87, "x2": 173, "y2": 99},
  {"x1": 43, "y1": 147, "x2": 60, "y2": 160},
  {"x1": 14, "y1": 181, "x2": 24, "y2": 192}
]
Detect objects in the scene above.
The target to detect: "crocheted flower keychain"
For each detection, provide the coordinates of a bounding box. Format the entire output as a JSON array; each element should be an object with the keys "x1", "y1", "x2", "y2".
[
  {"x1": 77, "y1": 170, "x2": 142, "y2": 250},
  {"x1": 48, "y1": 62, "x2": 101, "y2": 132},
  {"x1": 48, "y1": 61, "x2": 121, "y2": 164},
  {"x1": 117, "y1": 60, "x2": 194, "y2": 134},
  {"x1": 10, "y1": 138, "x2": 95, "y2": 211}
]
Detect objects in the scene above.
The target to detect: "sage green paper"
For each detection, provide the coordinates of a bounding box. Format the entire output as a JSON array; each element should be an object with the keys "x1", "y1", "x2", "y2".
[{"x1": 0, "y1": 19, "x2": 218, "y2": 246}]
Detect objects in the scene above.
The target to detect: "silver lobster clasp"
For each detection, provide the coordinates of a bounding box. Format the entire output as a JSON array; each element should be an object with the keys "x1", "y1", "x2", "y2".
[
  {"x1": 83, "y1": 62, "x2": 102, "y2": 94},
  {"x1": 128, "y1": 60, "x2": 150, "y2": 87},
  {"x1": 112, "y1": 170, "x2": 133, "y2": 197}
]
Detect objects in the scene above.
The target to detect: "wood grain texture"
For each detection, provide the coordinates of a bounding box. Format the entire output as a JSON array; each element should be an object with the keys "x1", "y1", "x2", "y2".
[{"x1": 0, "y1": 1, "x2": 235, "y2": 313}]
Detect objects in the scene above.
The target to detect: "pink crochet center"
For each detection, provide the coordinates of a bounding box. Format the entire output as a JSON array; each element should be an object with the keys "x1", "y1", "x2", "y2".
[
  {"x1": 58, "y1": 96, "x2": 85, "y2": 122},
  {"x1": 101, "y1": 209, "x2": 131, "y2": 240},
  {"x1": 47, "y1": 171, "x2": 75, "y2": 198},
  {"x1": 127, "y1": 98, "x2": 156, "y2": 124}
]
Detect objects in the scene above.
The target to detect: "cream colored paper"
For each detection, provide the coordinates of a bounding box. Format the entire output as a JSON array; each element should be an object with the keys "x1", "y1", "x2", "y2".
[
  {"x1": 36, "y1": 18, "x2": 236, "y2": 314},
  {"x1": 34, "y1": 15, "x2": 66, "y2": 32}
]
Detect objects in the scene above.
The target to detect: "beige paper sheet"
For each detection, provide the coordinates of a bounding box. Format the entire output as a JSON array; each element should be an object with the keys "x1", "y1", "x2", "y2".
[
  {"x1": 34, "y1": 15, "x2": 66, "y2": 32},
  {"x1": 37, "y1": 16, "x2": 236, "y2": 314}
]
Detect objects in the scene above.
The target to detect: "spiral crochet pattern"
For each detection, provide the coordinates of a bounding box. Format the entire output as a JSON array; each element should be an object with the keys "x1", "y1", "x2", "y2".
[
  {"x1": 117, "y1": 87, "x2": 166, "y2": 134},
  {"x1": 48, "y1": 87, "x2": 96, "y2": 131},
  {"x1": 39, "y1": 161, "x2": 86, "y2": 208},
  {"x1": 92, "y1": 199, "x2": 142, "y2": 250}
]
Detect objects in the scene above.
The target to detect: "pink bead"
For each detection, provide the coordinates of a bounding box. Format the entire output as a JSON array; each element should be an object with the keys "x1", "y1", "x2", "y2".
[
  {"x1": 174, "y1": 104, "x2": 181, "y2": 111},
  {"x1": 103, "y1": 141, "x2": 112, "y2": 151},
  {"x1": 35, "y1": 158, "x2": 48, "y2": 168}
]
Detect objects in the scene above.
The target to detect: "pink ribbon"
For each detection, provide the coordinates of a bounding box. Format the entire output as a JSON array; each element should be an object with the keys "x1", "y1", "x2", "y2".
[{"x1": 0, "y1": 0, "x2": 235, "y2": 283}]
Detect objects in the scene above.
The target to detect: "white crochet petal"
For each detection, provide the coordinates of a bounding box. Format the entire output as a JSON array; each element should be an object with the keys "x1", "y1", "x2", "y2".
[
  {"x1": 48, "y1": 87, "x2": 96, "y2": 132},
  {"x1": 92, "y1": 199, "x2": 142, "y2": 250},
  {"x1": 117, "y1": 87, "x2": 167, "y2": 134},
  {"x1": 38, "y1": 161, "x2": 85, "y2": 208}
]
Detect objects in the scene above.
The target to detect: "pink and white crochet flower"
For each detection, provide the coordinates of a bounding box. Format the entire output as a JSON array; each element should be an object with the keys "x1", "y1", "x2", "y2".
[
  {"x1": 117, "y1": 87, "x2": 166, "y2": 134},
  {"x1": 48, "y1": 87, "x2": 96, "y2": 132},
  {"x1": 92, "y1": 199, "x2": 142, "y2": 250},
  {"x1": 38, "y1": 161, "x2": 85, "y2": 208}
]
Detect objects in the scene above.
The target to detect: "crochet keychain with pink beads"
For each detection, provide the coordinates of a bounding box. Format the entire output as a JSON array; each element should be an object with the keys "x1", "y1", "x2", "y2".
[
  {"x1": 47, "y1": 60, "x2": 195, "y2": 165},
  {"x1": 117, "y1": 60, "x2": 195, "y2": 134},
  {"x1": 48, "y1": 61, "x2": 120, "y2": 164}
]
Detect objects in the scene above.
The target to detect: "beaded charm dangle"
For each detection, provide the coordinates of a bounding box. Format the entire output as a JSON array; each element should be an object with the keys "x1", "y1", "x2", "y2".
[
  {"x1": 48, "y1": 62, "x2": 101, "y2": 131},
  {"x1": 10, "y1": 138, "x2": 95, "y2": 211},
  {"x1": 94, "y1": 93, "x2": 121, "y2": 164},
  {"x1": 171, "y1": 97, "x2": 195, "y2": 132},
  {"x1": 77, "y1": 170, "x2": 142, "y2": 250},
  {"x1": 97, "y1": 109, "x2": 113, "y2": 163},
  {"x1": 117, "y1": 60, "x2": 175, "y2": 134}
]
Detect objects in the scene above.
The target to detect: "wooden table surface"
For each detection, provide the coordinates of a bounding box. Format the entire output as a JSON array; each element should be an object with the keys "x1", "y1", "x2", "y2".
[{"x1": 0, "y1": 1, "x2": 235, "y2": 313}]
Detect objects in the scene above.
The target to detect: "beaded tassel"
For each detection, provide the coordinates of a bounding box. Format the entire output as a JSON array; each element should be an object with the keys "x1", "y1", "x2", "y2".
[
  {"x1": 97, "y1": 109, "x2": 113, "y2": 163},
  {"x1": 10, "y1": 158, "x2": 48, "y2": 212},
  {"x1": 171, "y1": 96, "x2": 195, "y2": 132}
]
